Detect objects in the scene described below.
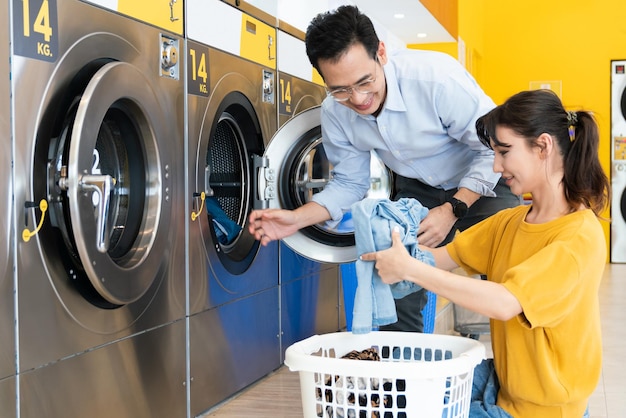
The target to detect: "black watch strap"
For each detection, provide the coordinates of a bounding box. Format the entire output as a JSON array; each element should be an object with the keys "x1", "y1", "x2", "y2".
[{"x1": 448, "y1": 197, "x2": 468, "y2": 219}]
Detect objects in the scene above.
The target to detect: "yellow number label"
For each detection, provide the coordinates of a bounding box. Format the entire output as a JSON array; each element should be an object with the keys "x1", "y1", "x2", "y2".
[
  {"x1": 22, "y1": 0, "x2": 53, "y2": 42},
  {"x1": 189, "y1": 48, "x2": 208, "y2": 84},
  {"x1": 280, "y1": 78, "x2": 292, "y2": 106}
]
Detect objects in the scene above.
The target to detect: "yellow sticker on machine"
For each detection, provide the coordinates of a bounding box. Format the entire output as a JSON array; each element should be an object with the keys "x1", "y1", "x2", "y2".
[
  {"x1": 312, "y1": 68, "x2": 324, "y2": 87},
  {"x1": 118, "y1": 0, "x2": 184, "y2": 34},
  {"x1": 240, "y1": 14, "x2": 276, "y2": 69},
  {"x1": 615, "y1": 137, "x2": 626, "y2": 160}
]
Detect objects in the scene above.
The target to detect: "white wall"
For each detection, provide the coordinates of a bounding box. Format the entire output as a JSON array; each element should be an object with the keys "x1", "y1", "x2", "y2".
[{"x1": 277, "y1": 0, "x2": 405, "y2": 52}]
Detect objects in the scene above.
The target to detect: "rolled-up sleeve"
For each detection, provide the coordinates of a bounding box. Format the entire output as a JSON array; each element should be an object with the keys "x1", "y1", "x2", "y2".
[
  {"x1": 311, "y1": 101, "x2": 372, "y2": 226},
  {"x1": 434, "y1": 68, "x2": 500, "y2": 196}
]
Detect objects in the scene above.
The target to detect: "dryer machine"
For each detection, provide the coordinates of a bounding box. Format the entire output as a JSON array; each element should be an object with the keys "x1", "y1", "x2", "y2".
[
  {"x1": 611, "y1": 60, "x2": 626, "y2": 263},
  {"x1": 275, "y1": 29, "x2": 343, "y2": 358},
  {"x1": 11, "y1": 1, "x2": 186, "y2": 416},
  {"x1": 186, "y1": 0, "x2": 280, "y2": 414},
  {"x1": 1, "y1": 0, "x2": 16, "y2": 414}
]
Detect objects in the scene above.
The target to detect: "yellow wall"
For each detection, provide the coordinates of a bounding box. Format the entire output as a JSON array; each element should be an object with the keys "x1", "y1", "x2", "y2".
[
  {"x1": 479, "y1": 0, "x2": 626, "y2": 258},
  {"x1": 457, "y1": 0, "x2": 487, "y2": 86},
  {"x1": 412, "y1": 0, "x2": 624, "y2": 256}
]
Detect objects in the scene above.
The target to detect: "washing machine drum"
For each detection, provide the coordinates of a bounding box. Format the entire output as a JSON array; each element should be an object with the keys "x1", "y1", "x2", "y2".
[{"x1": 43, "y1": 61, "x2": 170, "y2": 308}]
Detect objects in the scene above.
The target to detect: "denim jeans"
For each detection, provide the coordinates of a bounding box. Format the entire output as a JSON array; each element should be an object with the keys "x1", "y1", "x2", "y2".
[
  {"x1": 471, "y1": 359, "x2": 590, "y2": 417},
  {"x1": 470, "y1": 359, "x2": 512, "y2": 418}
]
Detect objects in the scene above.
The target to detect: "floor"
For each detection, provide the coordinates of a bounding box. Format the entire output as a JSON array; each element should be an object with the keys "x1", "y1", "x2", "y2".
[{"x1": 201, "y1": 263, "x2": 626, "y2": 418}]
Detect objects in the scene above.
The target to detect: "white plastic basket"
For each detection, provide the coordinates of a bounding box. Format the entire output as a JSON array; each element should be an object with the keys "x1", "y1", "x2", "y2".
[{"x1": 284, "y1": 331, "x2": 485, "y2": 418}]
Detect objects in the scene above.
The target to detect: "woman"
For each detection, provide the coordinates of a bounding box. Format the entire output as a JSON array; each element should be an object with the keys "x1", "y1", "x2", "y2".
[{"x1": 361, "y1": 89, "x2": 610, "y2": 417}]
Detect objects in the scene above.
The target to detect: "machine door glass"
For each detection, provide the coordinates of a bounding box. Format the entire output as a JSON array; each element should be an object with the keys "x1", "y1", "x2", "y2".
[
  {"x1": 194, "y1": 90, "x2": 267, "y2": 275},
  {"x1": 261, "y1": 106, "x2": 391, "y2": 263},
  {"x1": 39, "y1": 61, "x2": 169, "y2": 308},
  {"x1": 621, "y1": 78, "x2": 626, "y2": 120}
]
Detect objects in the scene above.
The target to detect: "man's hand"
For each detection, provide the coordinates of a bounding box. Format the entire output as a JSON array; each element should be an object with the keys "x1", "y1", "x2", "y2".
[
  {"x1": 248, "y1": 202, "x2": 332, "y2": 246},
  {"x1": 248, "y1": 209, "x2": 300, "y2": 246},
  {"x1": 416, "y1": 204, "x2": 457, "y2": 247}
]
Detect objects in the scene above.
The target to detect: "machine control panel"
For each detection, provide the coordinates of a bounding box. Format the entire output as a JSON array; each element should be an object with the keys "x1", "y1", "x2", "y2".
[
  {"x1": 160, "y1": 34, "x2": 180, "y2": 80},
  {"x1": 614, "y1": 136, "x2": 626, "y2": 160},
  {"x1": 262, "y1": 69, "x2": 275, "y2": 104}
]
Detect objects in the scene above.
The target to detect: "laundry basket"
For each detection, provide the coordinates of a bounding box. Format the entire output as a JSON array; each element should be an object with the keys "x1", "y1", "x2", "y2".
[{"x1": 284, "y1": 331, "x2": 485, "y2": 418}]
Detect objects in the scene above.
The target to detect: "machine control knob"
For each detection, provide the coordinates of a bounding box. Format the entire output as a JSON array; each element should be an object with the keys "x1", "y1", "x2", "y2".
[
  {"x1": 160, "y1": 34, "x2": 180, "y2": 79},
  {"x1": 161, "y1": 42, "x2": 178, "y2": 70},
  {"x1": 263, "y1": 76, "x2": 273, "y2": 94}
]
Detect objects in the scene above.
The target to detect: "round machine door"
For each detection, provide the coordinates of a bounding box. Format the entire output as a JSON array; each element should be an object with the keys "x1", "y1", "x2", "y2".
[
  {"x1": 42, "y1": 61, "x2": 171, "y2": 307},
  {"x1": 621, "y1": 84, "x2": 626, "y2": 120},
  {"x1": 262, "y1": 106, "x2": 392, "y2": 263},
  {"x1": 616, "y1": 72, "x2": 626, "y2": 120}
]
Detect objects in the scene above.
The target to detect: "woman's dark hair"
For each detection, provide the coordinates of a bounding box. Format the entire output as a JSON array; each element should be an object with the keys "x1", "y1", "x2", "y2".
[
  {"x1": 476, "y1": 89, "x2": 610, "y2": 216},
  {"x1": 305, "y1": 5, "x2": 380, "y2": 77}
]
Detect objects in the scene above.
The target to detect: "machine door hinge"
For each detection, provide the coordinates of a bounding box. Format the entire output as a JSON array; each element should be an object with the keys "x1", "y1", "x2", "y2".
[{"x1": 253, "y1": 154, "x2": 275, "y2": 209}]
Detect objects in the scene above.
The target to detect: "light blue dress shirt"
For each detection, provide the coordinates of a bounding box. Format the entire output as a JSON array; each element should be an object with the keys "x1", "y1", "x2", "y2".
[{"x1": 311, "y1": 48, "x2": 500, "y2": 226}]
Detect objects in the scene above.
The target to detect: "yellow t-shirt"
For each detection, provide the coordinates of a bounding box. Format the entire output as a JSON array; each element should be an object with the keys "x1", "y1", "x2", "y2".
[{"x1": 447, "y1": 205, "x2": 604, "y2": 418}]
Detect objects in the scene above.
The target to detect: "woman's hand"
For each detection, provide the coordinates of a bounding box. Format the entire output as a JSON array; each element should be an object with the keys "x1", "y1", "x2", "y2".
[{"x1": 360, "y1": 227, "x2": 413, "y2": 284}]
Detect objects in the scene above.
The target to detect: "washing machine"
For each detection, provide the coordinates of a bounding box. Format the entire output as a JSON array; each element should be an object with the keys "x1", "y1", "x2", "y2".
[
  {"x1": 11, "y1": 1, "x2": 186, "y2": 416},
  {"x1": 0, "y1": 0, "x2": 16, "y2": 415},
  {"x1": 275, "y1": 28, "x2": 344, "y2": 358},
  {"x1": 186, "y1": 0, "x2": 280, "y2": 415},
  {"x1": 611, "y1": 60, "x2": 626, "y2": 263}
]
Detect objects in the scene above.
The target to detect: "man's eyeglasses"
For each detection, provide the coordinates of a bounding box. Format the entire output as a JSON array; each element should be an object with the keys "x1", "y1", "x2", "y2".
[{"x1": 327, "y1": 62, "x2": 378, "y2": 102}]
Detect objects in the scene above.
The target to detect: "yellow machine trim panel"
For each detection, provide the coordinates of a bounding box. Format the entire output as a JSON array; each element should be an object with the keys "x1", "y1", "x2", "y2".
[
  {"x1": 85, "y1": 0, "x2": 184, "y2": 34},
  {"x1": 240, "y1": 14, "x2": 276, "y2": 69},
  {"x1": 312, "y1": 68, "x2": 324, "y2": 86}
]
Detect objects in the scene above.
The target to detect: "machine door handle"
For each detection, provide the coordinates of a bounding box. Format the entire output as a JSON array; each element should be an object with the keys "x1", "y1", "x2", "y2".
[
  {"x1": 169, "y1": 0, "x2": 179, "y2": 22},
  {"x1": 79, "y1": 174, "x2": 116, "y2": 253}
]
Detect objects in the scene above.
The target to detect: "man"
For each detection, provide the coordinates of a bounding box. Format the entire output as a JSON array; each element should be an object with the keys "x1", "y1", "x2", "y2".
[{"x1": 249, "y1": 5, "x2": 521, "y2": 332}]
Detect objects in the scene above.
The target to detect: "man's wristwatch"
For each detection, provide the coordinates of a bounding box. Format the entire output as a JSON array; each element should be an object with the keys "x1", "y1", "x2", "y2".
[{"x1": 447, "y1": 197, "x2": 468, "y2": 220}]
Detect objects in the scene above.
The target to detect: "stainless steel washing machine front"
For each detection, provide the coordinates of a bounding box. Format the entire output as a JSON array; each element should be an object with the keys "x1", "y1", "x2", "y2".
[
  {"x1": 276, "y1": 30, "x2": 326, "y2": 128},
  {"x1": 612, "y1": 60, "x2": 626, "y2": 263},
  {"x1": 186, "y1": 0, "x2": 280, "y2": 414},
  {"x1": 1, "y1": 0, "x2": 16, "y2": 415},
  {"x1": 11, "y1": 0, "x2": 186, "y2": 416}
]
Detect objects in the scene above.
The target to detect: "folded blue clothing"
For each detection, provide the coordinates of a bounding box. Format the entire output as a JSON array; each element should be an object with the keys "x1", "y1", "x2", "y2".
[
  {"x1": 205, "y1": 197, "x2": 241, "y2": 245},
  {"x1": 351, "y1": 197, "x2": 435, "y2": 334}
]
